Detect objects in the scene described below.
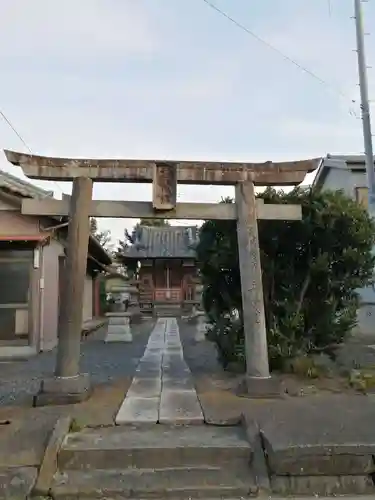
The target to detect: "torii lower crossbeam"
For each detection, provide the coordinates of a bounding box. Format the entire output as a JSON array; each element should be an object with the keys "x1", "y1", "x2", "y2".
[{"x1": 21, "y1": 198, "x2": 302, "y2": 221}]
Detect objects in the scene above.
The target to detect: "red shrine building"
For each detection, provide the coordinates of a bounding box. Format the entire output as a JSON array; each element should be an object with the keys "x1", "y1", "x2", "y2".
[{"x1": 122, "y1": 225, "x2": 199, "y2": 314}]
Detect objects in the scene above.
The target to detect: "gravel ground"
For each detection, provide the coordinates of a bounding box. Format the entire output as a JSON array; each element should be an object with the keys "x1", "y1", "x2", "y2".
[
  {"x1": 178, "y1": 319, "x2": 222, "y2": 376},
  {"x1": 0, "y1": 318, "x2": 223, "y2": 407},
  {"x1": 0, "y1": 320, "x2": 153, "y2": 406},
  {"x1": 335, "y1": 335, "x2": 375, "y2": 370}
]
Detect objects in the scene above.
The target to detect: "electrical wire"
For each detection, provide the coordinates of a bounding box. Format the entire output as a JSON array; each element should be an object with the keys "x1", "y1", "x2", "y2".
[
  {"x1": 0, "y1": 108, "x2": 65, "y2": 197},
  {"x1": 201, "y1": 0, "x2": 359, "y2": 118},
  {"x1": 0, "y1": 109, "x2": 32, "y2": 153}
]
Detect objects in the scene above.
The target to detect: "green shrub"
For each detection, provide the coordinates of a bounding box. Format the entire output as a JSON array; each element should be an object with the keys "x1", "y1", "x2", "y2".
[{"x1": 196, "y1": 188, "x2": 375, "y2": 370}]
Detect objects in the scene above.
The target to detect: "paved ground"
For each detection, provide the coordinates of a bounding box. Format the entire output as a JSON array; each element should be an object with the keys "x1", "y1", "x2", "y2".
[
  {"x1": 0, "y1": 319, "x2": 153, "y2": 406},
  {"x1": 2, "y1": 316, "x2": 375, "y2": 411},
  {"x1": 116, "y1": 317, "x2": 204, "y2": 424},
  {"x1": 2, "y1": 318, "x2": 375, "y2": 497}
]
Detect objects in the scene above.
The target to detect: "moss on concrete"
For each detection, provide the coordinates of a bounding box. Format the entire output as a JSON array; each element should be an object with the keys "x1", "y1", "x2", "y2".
[{"x1": 348, "y1": 368, "x2": 375, "y2": 393}]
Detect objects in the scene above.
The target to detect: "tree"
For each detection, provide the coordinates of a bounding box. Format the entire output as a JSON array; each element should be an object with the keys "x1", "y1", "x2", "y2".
[
  {"x1": 89, "y1": 217, "x2": 112, "y2": 249},
  {"x1": 196, "y1": 188, "x2": 375, "y2": 370}
]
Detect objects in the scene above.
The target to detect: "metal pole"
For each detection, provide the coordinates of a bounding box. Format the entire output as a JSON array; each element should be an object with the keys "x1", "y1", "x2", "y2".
[{"x1": 354, "y1": 0, "x2": 375, "y2": 216}]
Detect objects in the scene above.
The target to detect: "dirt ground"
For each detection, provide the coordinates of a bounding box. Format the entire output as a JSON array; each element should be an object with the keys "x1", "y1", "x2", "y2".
[{"x1": 2, "y1": 319, "x2": 375, "y2": 471}]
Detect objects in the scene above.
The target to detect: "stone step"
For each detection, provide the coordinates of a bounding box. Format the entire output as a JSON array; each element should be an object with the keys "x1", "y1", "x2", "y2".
[
  {"x1": 51, "y1": 466, "x2": 258, "y2": 499},
  {"x1": 154, "y1": 307, "x2": 181, "y2": 310},
  {"x1": 156, "y1": 311, "x2": 183, "y2": 318},
  {"x1": 154, "y1": 302, "x2": 181, "y2": 307},
  {"x1": 154, "y1": 305, "x2": 181, "y2": 309},
  {"x1": 155, "y1": 311, "x2": 182, "y2": 318},
  {"x1": 58, "y1": 425, "x2": 252, "y2": 471},
  {"x1": 154, "y1": 304, "x2": 182, "y2": 317}
]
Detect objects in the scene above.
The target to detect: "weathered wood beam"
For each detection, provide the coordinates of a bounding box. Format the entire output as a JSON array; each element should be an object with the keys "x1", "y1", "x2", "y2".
[
  {"x1": 21, "y1": 198, "x2": 302, "y2": 221},
  {"x1": 4, "y1": 150, "x2": 320, "y2": 186}
]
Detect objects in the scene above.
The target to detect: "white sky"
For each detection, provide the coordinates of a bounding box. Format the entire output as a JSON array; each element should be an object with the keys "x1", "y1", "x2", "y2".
[{"x1": 0, "y1": 0, "x2": 373, "y2": 245}]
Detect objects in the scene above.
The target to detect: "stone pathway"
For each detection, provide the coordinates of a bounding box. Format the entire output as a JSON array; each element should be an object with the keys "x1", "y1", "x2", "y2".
[{"x1": 115, "y1": 317, "x2": 204, "y2": 425}]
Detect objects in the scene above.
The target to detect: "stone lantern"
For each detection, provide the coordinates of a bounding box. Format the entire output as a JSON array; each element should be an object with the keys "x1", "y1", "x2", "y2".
[
  {"x1": 105, "y1": 283, "x2": 135, "y2": 343},
  {"x1": 192, "y1": 283, "x2": 208, "y2": 342}
]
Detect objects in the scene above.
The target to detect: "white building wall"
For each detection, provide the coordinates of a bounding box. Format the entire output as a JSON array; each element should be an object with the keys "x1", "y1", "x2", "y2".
[
  {"x1": 42, "y1": 241, "x2": 95, "y2": 348},
  {"x1": 40, "y1": 239, "x2": 64, "y2": 351},
  {"x1": 321, "y1": 165, "x2": 375, "y2": 336}
]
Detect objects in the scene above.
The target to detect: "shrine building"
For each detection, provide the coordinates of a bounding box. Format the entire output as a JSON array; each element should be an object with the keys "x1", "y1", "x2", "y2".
[{"x1": 121, "y1": 224, "x2": 199, "y2": 315}]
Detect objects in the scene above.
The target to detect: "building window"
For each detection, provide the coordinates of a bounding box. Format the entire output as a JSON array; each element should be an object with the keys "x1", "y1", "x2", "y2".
[
  {"x1": 0, "y1": 260, "x2": 31, "y2": 304},
  {"x1": 355, "y1": 187, "x2": 368, "y2": 209},
  {"x1": 0, "y1": 248, "x2": 33, "y2": 341}
]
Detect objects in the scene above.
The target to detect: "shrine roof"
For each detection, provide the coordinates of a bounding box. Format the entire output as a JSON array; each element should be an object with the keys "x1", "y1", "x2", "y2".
[
  {"x1": 123, "y1": 225, "x2": 199, "y2": 259},
  {"x1": 0, "y1": 169, "x2": 112, "y2": 268},
  {"x1": 0, "y1": 169, "x2": 53, "y2": 199}
]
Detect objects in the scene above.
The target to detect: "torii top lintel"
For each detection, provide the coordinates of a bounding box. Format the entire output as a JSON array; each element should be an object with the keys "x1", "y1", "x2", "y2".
[{"x1": 4, "y1": 150, "x2": 320, "y2": 186}]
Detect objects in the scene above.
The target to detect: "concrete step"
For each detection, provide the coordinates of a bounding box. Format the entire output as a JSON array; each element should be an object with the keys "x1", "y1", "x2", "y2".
[
  {"x1": 154, "y1": 307, "x2": 182, "y2": 318},
  {"x1": 154, "y1": 302, "x2": 181, "y2": 307},
  {"x1": 155, "y1": 311, "x2": 182, "y2": 318},
  {"x1": 156, "y1": 313, "x2": 182, "y2": 318},
  {"x1": 51, "y1": 466, "x2": 258, "y2": 499},
  {"x1": 154, "y1": 304, "x2": 182, "y2": 317},
  {"x1": 58, "y1": 425, "x2": 252, "y2": 470}
]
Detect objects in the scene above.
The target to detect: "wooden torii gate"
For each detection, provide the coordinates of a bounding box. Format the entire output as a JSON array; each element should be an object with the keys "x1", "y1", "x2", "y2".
[{"x1": 4, "y1": 150, "x2": 319, "y2": 404}]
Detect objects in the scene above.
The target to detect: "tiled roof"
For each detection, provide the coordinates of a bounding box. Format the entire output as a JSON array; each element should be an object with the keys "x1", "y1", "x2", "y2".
[
  {"x1": 124, "y1": 225, "x2": 199, "y2": 259},
  {"x1": 0, "y1": 170, "x2": 53, "y2": 199},
  {"x1": 0, "y1": 169, "x2": 112, "y2": 266}
]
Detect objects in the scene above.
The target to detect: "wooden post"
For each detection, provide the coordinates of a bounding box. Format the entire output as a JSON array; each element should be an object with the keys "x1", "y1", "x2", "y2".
[
  {"x1": 235, "y1": 182, "x2": 279, "y2": 396},
  {"x1": 55, "y1": 177, "x2": 93, "y2": 377}
]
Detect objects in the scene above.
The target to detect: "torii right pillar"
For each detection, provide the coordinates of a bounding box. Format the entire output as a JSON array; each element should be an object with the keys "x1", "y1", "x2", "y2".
[{"x1": 236, "y1": 181, "x2": 279, "y2": 397}]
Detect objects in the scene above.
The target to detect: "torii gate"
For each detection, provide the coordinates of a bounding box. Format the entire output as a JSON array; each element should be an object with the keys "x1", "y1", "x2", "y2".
[{"x1": 4, "y1": 150, "x2": 319, "y2": 404}]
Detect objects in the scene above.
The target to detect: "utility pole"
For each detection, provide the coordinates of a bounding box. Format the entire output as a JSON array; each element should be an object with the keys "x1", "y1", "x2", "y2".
[{"x1": 354, "y1": 0, "x2": 375, "y2": 216}]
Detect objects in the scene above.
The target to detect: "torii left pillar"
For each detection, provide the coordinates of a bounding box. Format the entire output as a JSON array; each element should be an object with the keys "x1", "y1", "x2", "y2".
[{"x1": 34, "y1": 177, "x2": 93, "y2": 406}]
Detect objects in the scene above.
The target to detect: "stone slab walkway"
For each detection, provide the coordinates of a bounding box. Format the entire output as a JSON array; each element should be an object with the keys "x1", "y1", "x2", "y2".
[{"x1": 115, "y1": 317, "x2": 204, "y2": 425}]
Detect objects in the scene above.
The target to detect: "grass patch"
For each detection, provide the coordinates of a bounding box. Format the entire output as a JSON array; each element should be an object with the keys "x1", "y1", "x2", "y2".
[
  {"x1": 348, "y1": 368, "x2": 375, "y2": 393},
  {"x1": 282, "y1": 355, "x2": 331, "y2": 379},
  {"x1": 69, "y1": 418, "x2": 85, "y2": 433}
]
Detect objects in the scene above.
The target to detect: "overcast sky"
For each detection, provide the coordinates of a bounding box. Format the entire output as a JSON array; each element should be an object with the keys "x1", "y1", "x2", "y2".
[{"x1": 0, "y1": 0, "x2": 374, "y2": 245}]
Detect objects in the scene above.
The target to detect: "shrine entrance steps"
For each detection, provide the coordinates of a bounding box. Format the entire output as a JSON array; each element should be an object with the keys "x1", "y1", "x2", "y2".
[
  {"x1": 49, "y1": 318, "x2": 258, "y2": 498},
  {"x1": 51, "y1": 425, "x2": 257, "y2": 498}
]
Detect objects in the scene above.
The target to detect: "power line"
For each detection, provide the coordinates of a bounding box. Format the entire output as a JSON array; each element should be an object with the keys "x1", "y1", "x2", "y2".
[
  {"x1": 201, "y1": 0, "x2": 358, "y2": 117},
  {"x1": 0, "y1": 108, "x2": 65, "y2": 197},
  {"x1": 0, "y1": 109, "x2": 32, "y2": 153}
]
